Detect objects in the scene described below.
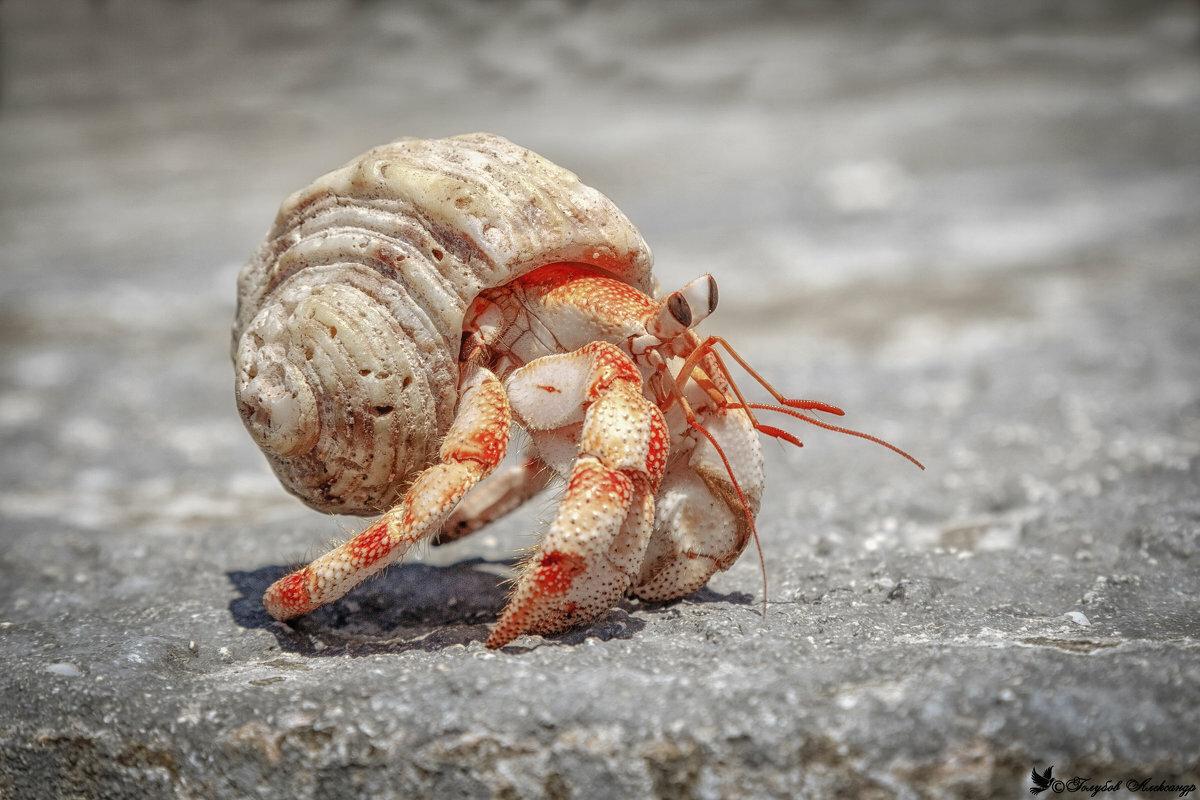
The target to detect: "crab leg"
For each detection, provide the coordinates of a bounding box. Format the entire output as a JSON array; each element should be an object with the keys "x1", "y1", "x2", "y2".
[
  {"x1": 486, "y1": 342, "x2": 669, "y2": 649},
  {"x1": 432, "y1": 456, "x2": 552, "y2": 546},
  {"x1": 263, "y1": 365, "x2": 510, "y2": 620},
  {"x1": 635, "y1": 404, "x2": 763, "y2": 602}
]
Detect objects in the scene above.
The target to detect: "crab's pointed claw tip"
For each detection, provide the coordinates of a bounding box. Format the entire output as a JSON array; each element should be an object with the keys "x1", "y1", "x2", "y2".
[{"x1": 485, "y1": 549, "x2": 593, "y2": 649}]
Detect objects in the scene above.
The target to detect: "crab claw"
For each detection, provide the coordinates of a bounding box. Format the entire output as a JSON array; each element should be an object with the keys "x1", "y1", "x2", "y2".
[
  {"x1": 487, "y1": 341, "x2": 668, "y2": 648},
  {"x1": 486, "y1": 460, "x2": 656, "y2": 648}
]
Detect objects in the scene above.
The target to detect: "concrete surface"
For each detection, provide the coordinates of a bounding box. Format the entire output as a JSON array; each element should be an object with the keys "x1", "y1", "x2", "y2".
[{"x1": 2, "y1": 1, "x2": 1199, "y2": 798}]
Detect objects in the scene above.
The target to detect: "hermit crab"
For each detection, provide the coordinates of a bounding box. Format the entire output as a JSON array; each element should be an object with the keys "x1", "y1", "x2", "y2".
[{"x1": 233, "y1": 133, "x2": 920, "y2": 649}]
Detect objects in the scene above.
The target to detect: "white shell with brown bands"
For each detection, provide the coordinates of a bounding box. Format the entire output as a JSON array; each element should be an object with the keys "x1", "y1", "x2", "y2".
[{"x1": 233, "y1": 133, "x2": 655, "y2": 514}]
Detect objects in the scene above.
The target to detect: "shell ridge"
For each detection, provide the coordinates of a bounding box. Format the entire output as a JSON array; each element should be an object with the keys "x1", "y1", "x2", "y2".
[{"x1": 234, "y1": 133, "x2": 653, "y2": 514}]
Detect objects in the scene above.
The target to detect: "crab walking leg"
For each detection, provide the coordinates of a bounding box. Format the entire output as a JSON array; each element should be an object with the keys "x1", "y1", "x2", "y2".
[
  {"x1": 634, "y1": 466, "x2": 749, "y2": 602},
  {"x1": 263, "y1": 365, "x2": 511, "y2": 620},
  {"x1": 635, "y1": 406, "x2": 764, "y2": 602},
  {"x1": 486, "y1": 461, "x2": 656, "y2": 648},
  {"x1": 486, "y1": 342, "x2": 669, "y2": 648},
  {"x1": 433, "y1": 456, "x2": 552, "y2": 546}
]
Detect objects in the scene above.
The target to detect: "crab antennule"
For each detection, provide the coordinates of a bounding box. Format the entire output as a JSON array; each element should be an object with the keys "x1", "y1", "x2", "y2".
[
  {"x1": 695, "y1": 335, "x2": 794, "y2": 406},
  {"x1": 745, "y1": 402, "x2": 925, "y2": 470},
  {"x1": 674, "y1": 333, "x2": 923, "y2": 471},
  {"x1": 781, "y1": 398, "x2": 845, "y2": 416},
  {"x1": 753, "y1": 424, "x2": 804, "y2": 449},
  {"x1": 671, "y1": 336, "x2": 766, "y2": 431}
]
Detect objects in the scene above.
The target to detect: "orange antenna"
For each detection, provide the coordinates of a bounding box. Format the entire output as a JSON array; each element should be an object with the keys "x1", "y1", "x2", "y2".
[
  {"x1": 744, "y1": 402, "x2": 925, "y2": 470},
  {"x1": 650, "y1": 331, "x2": 924, "y2": 620},
  {"x1": 679, "y1": 335, "x2": 925, "y2": 470}
]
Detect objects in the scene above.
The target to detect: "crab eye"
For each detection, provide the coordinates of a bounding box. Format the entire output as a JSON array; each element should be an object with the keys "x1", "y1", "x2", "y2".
[
  {"x1": 704, "y1": 275, "x2": 718, "y2": 314},
  {"x1": 646, "y1": 291, "x2": 693, "y2": 341},
  {"x1": 667, "y1": 293, "x2": 692, "y2": 327},
  {"x1": 683, "y1": 274, "x2": 717, "y2": 317},
  {"x1": 643, "y1": 274, "x2": 719, "y2": 345}
]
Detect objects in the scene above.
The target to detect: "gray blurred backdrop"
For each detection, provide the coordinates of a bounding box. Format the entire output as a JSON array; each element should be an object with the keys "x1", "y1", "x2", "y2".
[{"x1": 2, "y1": 2, "x2": 1199, "y2": 798}]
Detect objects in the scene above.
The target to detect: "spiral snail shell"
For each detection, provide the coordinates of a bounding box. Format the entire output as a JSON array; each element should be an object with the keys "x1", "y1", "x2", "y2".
[{"x1": 232, "y1": 133, "x2": 655, "y2": 514}]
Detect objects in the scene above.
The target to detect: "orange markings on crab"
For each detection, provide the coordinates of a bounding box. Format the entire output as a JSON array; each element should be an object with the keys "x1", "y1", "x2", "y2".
[
  {"x1": 519, "y1": 263, "x2": 656, "y2": 323},
  {"x1": 580, "y1": 342, "x2": 642, "y2": 400},
  {"x1": 567, "y1": 460, "x2": 633, "y2": 504},
  {"x1": 536, "y1": 384, "x2": 561, "y2": 393},
  {"x1": 459, "y1": 428, "x2": 506, "y2": 467},
  {"x1": 646, "y1": 419, "x2": 670, "y2": 478},
  {"x1": 401, "y1": 507, "x2": 417, "y2": 529},
  {"x1": 511, "y1": 263, "x2": 582, "y2": 292},
  {"x1": 345, "y1": 520, "x2": 392, "y2": 568},
  {"x1": 442, "y1": 391, "x2": 510, "y2": 468},
  {"x1": 264, "y1": 570, "x2": 313, "y2": 618},
  {"x1": 532, "y1": 550, "x2": 587, "y2": 596}
]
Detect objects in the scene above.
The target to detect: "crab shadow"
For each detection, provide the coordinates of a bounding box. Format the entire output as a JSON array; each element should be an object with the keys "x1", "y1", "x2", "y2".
[
  {"x1": 229, "y1": 558, "x2": 510, "y2": 656},
  {"x1": 229, "y1": 560, "x2": 753, "y2": 657},
  {"x1": 231, "y1": 558, "x2": 752, "y2": 655}
]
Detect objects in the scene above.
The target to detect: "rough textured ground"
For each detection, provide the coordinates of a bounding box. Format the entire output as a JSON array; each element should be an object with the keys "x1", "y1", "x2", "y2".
[{"x1": 2, "y1": 2, "x2": 1199, "y2": 798}]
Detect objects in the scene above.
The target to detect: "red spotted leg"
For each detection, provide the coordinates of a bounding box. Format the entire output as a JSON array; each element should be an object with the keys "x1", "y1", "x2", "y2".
[
  {"x1": 486, "y1": 341, "x2": 669, "y2": 649},
  {"x1": 263, "y1": 365, "x2": 511, "y2": 620}
]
